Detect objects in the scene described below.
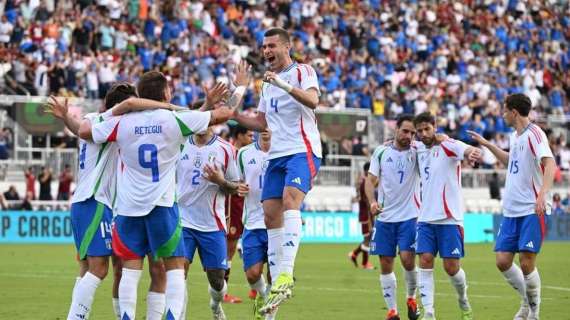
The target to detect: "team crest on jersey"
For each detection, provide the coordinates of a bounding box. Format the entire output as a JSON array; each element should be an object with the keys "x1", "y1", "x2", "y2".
[
  {"x1": 396, "y1": 158, "x2": 405, "y2": 170},
  {"x1": 512, "y1": 144, "x2": 519, "y2": 159},
  {"x1": 208, "y1": 152, "x2": 217, "y2": 163},
  {"x1": 262, "y1": 160, "x2": 269, "y2": 172},
  {"x1": 194, "y1": 156, "x2": 202, "y2": 168}
]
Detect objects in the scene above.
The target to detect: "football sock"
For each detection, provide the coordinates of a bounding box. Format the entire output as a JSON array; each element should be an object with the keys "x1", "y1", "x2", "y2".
[
  {"x1": 67, "y1": 272, "x2": 101, "y2": 320},
  {"x1": 146, "y1": 291, "x2": 165, "y2": 320},
  {"x1": 449, "y1": 268, "x2": 471, "y2": 310},
  {"x1": 209, "y1": 282, "x2": 228, "y2": 307},
  {"x1": 250, "y1": 276, "x2": 268, "y2": 298},
  {"x1": 525, "y1": 269, "x2": 541, "y2": 312},
  {"x1": 164, "y1": 269, "x2": 185, "y2": 320},
  {"x1": 112, "y1": 298, "x2": 120, "y2": 319},
  {"x1": 404, "y1": 268, "x2": 418, "y2": 298},
  {"x1": 281, "y1": 210, "x2": 302, "y2": 275},
  {"x1": 502, "y1": 264, "x2": 527, "y2": 303},
  {"x1": 267, "y1": 227, "x2": 284, "y2": 280},
  {"x1": 380, "y1": 272, "x2": 398, "y2": 311},
  {"x1": 418, "y1": 268, "x2": 435, "y2": 315},
  {"x1": 119, "y1": 268, "x2": 142, "y2": 320}
]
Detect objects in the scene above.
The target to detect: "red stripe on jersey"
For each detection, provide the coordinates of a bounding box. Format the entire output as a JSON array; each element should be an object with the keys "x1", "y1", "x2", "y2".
[
  {"x1": 531, "y1": 178, "x2": 538, "y2": 199},
  {"x1": 441, "y1": 143, "x2": 457, "y2": 158},
  {"x1": 442, "y1": 185, "x2": 454, "y2": 219},
  {"x1": 107, "y1": 121, "x2": 120, "y2": 142},
  {"x1": 539, "y1": 214, "x2": 546, "y2": 241},
  {"x1": 457, "y1": 225, "x2": 464, "y2": 240},
  {"x1": 302, "y1": 64, "x2": 311, "y2": 77},
  {"x1": 540, "y1": 163, "x2": 544, "y2": 174},
  {"x1": 112, "y1": 224, "x2": 141, "y2": 260},
  {"x1": 296, "y1": 67, "x2": 302, "y2": 86},
  {"x1": 528, "y1": 136, "x2": 537, "y2": 157},
  {"x1": 413, "y1": 193, "x2": 421, "y2": 209},
  {"x1": 212, "y1": 194, "x2": 225, "y2": 231},
  {"x1": 456, "y1": 164, "x2": 461, "y2": 184},
  {"x1": 529, "y1": 125, "x2": 542, "y2": 143},
  {"x1": 300, "y1": 117, "x2": 317, "y2": 179},
  {"x1": 221, "y1": 146, "x2": 229, "y2": 174}
]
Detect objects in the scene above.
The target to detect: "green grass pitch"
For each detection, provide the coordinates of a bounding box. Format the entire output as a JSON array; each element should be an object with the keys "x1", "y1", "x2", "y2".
[{"x1": 0, "y1": 243, "x2": 568, "y2": 319}]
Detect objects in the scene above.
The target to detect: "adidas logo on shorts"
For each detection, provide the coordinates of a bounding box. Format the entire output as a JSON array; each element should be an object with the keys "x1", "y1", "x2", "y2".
[
  {"x1": 291, "y1": 177, "x2": 302, "y2": 185},
  {"x1": 451, "y1": 248, "x2": 461, "y2": 255},
  {"x1": 526, "y1": 241, "x2": 534, "y2": 249}
]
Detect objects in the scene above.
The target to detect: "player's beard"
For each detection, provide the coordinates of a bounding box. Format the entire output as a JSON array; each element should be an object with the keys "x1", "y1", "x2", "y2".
[{"x1": 421, "y1": 135, "x2": 435, "y2": 147}]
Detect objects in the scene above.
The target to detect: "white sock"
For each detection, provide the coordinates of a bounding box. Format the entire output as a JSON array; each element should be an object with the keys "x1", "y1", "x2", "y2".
[
  {"x1": 404, "y1": 268, "x2": 418, "y2": 298},
  {"x1": 449, "y1": 268, "x2": 470, "y2": 310},
  {"x1": 250, "y1": 276, "x2": 267, "y2": 298},
  {"x1": 525, "y1": 269, "x2": 541, "y2": 312},
  {"x1": 67, "y1": 272, "x2": 102, "y2": 320},
  {"x1": 418, "y1": 268, "x2": 435, "y2": 315},
  {"x1": 208, "y1": 282, "x2": 228, "y2": 308},
  {"x1": 380, "y1": 272, "x2": 398, "y2": 311},
  {"x1": 119, "y1": 268, "x2": 142, "y2": 320},
  {"x1": 267, "y1": 227, "x2": 284, "y2": 281},
  {"x1": 72, "y1": 276, "x2": 81, "y2": 299},
  {"x1": 280, "y1": 210, "x2": 302, "y2": 275},
  {"x1": 112, "y1": 298, "x2": 121, "y2": 319},
  {"x1": 180, "y1": 287, "x2": 188, "y2": 320},
  {"x1": 146, "y1": 291, "x2": 165, "y2": 320},
  {"x1": 165, "y1": 269, "x2": 185, "y2": 320},
  {"x1": 502, "y1": 264, "x2": 528, "y2": 303}
]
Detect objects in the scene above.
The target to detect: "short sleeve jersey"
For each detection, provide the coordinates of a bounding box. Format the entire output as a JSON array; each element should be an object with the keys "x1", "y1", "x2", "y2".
[{"x1": 237, "y1": 142, "x2": 269, "y2": 230}]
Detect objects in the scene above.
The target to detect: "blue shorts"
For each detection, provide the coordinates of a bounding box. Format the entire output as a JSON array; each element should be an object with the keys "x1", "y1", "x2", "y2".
[
  {"x1": 242, "y1": 228, "x2": 268, "y2": 271},
  {"x1": 416, "y1": 222, "x2": 465, "y2": 259},
  {"x1": 71, "y1": 197, "x2": 113, "y2": 260},
  {"x1": 370, "y1": 218, "x2": 417, "y2": 257},
  {"x1": 183, "y1": 228, "x2": 228, "y2": 270},
  {"x1": 112, "y1": 205, "x2": 185, "y2": 260},
  {"x1": 261, "y1": 152, "x2": 321, "y2": 201},
  {"x1": 494, "y1": 214, "x2": 546, "y2": 253}
]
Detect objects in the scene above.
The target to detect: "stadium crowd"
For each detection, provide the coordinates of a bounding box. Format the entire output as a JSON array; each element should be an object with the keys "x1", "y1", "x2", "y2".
[{"x1": 0, "y1": 1, "x2": 569, "y2": 169}]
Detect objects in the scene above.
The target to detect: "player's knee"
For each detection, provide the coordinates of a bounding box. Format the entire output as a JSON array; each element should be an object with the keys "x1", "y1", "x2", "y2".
[
  {"x1": 419, "y1": 254, "x2": 434, "y2": 268},
  {"x1": 206, "y1": 269, "x2": 226, "y2": 291},
  {"x1": 495, "y1": 256, "x2": 512, "y2": 272},
  {"x1": 282, "y1": 189, "x2": 303, "y2": 210},
  {"x1": 89, "y1": 262, "x2": 109, "y2": 279},
  {"x1": 246, "y1": 269, "x2": 261, "y2": 284},
  {"x1": 519, "y1": 256, "x2": 535, "y2": 275},
  {"x1": 443, "y1": 260, "x2": 459, "y2": 276}
]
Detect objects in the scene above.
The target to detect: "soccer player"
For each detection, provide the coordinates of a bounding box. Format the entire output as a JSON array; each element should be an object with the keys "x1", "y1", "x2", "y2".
[
  {"x1": 224, "y1": 124, "x2": 255, "y2": 304},
  {"x1": 79, "y1": 71, "x2": 236, "y2": 320},
  {"x1": 232, "y1": 27, "x2": 322, "y2": 313},
  {"x1": 413, "y1": 112, "x2": 481, "y2": 320},
  {"x1": 176, "y1": 126, "x2": 246, "y2": 320},
  {"x1": 237, "y1": 130, "x2": 273, "y2": 319},
  {"x1": 349, "y1": 162, "x2": 374, "y2": 270},
  {"x1": 468, "y1": 93, "x2": 555, "y2": 320},
  {"x1": 364, "y1": 114, "x2": 420, "y2": 320}
]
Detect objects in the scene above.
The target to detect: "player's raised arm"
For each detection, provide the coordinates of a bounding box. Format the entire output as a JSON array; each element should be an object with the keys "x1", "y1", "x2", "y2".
[
  {"x1": 109, "y1": 97, "x2": 185, "y2": 115},
  {"x1": 44, "y1": 96, "x2": 82, "y2": 136},
  {"x1": 467, "y1": 130, "x2": 509, "y2": 165},
  {"x1": 263, "y1": 71, "x2": 319, "y2": 109}
]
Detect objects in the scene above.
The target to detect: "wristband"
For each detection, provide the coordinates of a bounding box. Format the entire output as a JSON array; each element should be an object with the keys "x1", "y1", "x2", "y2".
[
  {"x1": 233, "y1": 85, "x2": 246, "y2": 96},
  {"x1": 271, "y1": 76, "x2": 293, "y2": 93}
]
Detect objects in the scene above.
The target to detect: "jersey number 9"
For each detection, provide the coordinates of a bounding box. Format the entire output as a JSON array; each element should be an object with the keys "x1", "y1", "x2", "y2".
[{"x1": 138, "y1": 144, "x2": 159, "y2": 182}]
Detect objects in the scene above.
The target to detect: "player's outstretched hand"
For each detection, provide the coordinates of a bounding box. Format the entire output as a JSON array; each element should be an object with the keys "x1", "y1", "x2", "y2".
[
  {"x1": 234, "y1": 60, "x2": 252, "y2": 87},
  {"x1": 43, "y1": 96, "x2": 69, "y2": 119},
  {"x1": 467, "y1": 130, "x2": 489, "y2": 146},
  {"x1": 204, "y1": 82, "x2": 229, "y2": 109},
  {"x1": 237, "y1": 183, "x2": 249, "y2": 196},
  {"x1": 202, "y1": 164, "x2": 225, "y2": 185}
]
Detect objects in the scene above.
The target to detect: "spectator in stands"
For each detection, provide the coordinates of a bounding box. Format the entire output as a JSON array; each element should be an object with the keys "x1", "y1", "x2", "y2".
[
  {"x1": 57, "y1": 164, "x2": 73, "y2": 200},
  {"x1": 0, "y1": 193, "x2": 7, "y2": 210},
  {"x1": 24, "y1": 167, "x2": 35, "y2": 200},
  {"x1": 0, "y1": 129, "x2": 8, "y2": 159},
  {"x1": 3, "y1": 185, "x2": 19, "y2": 201},
  {"x1": 489, "y1": 172, "x2": 501, "y2": 201},
  {"x1": 552, "y1": 193, "x2": 565, "y2": 215},
  {"x1": 19, "y1": 191, "x2": 33, "y2": 211},
  {"x1": 38, "y1": 166, "x2": 52, "y2": 201}
]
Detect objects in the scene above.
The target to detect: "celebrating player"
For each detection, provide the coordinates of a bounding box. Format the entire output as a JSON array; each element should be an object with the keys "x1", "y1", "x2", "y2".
[
  {"x1": 232, "y1": 27, "x2": 322, "y2": 313},
  {"x1": 468, "y1": 93, "x2": 555, "y2": 320},
  {"x1": 365, "y1": 114, "x2": 421, "y2": 320},
  {"x1": 79, "y1": 71, "x2": 236, "y2": 320},
  {"x1": 414, "y1": 112, "x2": 481, "y2": 320}
]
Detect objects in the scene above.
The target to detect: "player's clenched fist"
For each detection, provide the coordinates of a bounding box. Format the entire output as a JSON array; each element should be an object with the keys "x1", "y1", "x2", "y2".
[{"x1": 264, "y1": 71, "x2": 293, "y2": 93}]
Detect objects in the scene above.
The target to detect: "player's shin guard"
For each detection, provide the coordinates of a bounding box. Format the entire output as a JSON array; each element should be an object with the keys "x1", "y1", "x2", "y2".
[
  {"x1": 380, "y1": 272, "x2": 398, "y2": 311},
  {"x1": 251, "y1": 275, "x2": 268, "y2": 298},
  {"x1": 449, "y1": 268, "x2": 471, "y2": 310},
  {"x1": 146, "y1": 291, "x2": 165, "y2": 320},
  {"x1": 281, "y1": 210, "x2": 302, "y2": 275},
  {"x1": 119, "y1": 268, "x2": 142, "y2": 320},
  {"x1": 418, "y1": 268, "x2": 435, "y2": 315},
  {"x1": 67, "y1": 272, "x2": 102, "y2": 320},
  {"x1": 267, "y1": 227, "x2": 284, "y2": 280},
  {"x1": 164, "y1": 269, "x2": 185, "y2": 320},
  {"x1": 524, "y1": 269, "x2": 541, "y2": 312},
  {"x1": 502, "y1": 264, "x2": 528, "y2": 303},
  {"x1": 404, "y1": 268, "x2": 418, "y2": 298}
]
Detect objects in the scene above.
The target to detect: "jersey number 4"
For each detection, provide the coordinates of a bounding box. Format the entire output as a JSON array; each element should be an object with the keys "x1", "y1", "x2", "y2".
[
  {"x1": 138, "y1": 144, "x2": 159, "y2": 182},
  {"x1": 270, "y1": 98, "x2": 279, "y2": 113}
]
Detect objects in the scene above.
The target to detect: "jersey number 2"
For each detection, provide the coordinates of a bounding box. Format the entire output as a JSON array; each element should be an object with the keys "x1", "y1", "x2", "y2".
[{"x1": 138, "y1": 144, "x2": 159, "y2": 182}]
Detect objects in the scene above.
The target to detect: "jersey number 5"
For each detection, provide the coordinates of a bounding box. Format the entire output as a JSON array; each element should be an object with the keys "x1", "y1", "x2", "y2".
[{"x1": 138, "y1": 144, "x2": 159, "y2": 182}]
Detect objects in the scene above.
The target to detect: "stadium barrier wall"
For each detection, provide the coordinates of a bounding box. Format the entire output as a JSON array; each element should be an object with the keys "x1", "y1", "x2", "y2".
[{"x1": 1, "y1": 211, "x2": 568, "y2": 244}]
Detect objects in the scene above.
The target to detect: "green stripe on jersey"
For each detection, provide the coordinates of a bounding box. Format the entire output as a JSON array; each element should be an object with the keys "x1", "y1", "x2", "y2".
[
  {"x1": 79, "y1": 201, "x2": 105, "y2": 259},
  {"x1": 154, "y1": 216, "x2": 182, "y2": 259},
  {"x1": 174, "y1": 114, "x2": 194, "y2": 137}
]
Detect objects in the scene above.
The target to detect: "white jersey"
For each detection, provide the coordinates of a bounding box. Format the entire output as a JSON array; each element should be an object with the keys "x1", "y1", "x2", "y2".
[
  {"x1": 258, "y1": 63, "x2": 322, "y2": 160},
  {"x1": 503, "y1": 123, "x2": 553, "y2": 217},
  {"x1": 237, "y1": 142, "x2": 269, "y2": 230},
  {"x1": 92, "y1": 109, "x2": 211, "y2": 217},
  {"x1": 416, "y1": 139, "x2": 469, "y2": 225},
  {"x1": 71, "y1": 113, "x2": 118, "y2": 208},
  {"x1": 368, "y1": 144, "x2": 420, "y2": 223},
  {"x1": 177, "y1": 135, "x2": 239, "y2": 232}
]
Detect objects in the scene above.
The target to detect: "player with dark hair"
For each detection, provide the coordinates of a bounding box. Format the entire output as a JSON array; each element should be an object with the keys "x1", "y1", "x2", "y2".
[{"x1": 348, "y1": 161, "x2": 374, "y2": 270}]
